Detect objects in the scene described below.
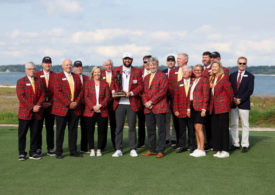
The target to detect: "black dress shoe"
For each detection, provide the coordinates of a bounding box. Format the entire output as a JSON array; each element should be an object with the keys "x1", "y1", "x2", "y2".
[
  {"x1": 176, "y1": 147, "x2": 188, "y2": 153},
  {"x1": 242, "y1": 147, "x2": 248, "y2": 153},
  {"x1": 56, "y1": 154, "x2": 63, "y2": 159},
  {"x1": 70, "y1": 152, "x2": 83, "y2": 157},
  {"x1": 230, "y1": 145, "x2": 240, "y2": 151}
]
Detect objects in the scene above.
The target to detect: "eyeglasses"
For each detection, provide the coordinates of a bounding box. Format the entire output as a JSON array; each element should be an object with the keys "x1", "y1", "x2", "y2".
[
  {"x1": 238, "y1": 62, "x2": 247, "y2": 65},
  {"x1": 143, "y1": 61, "x2": 148, "y2": 64}
]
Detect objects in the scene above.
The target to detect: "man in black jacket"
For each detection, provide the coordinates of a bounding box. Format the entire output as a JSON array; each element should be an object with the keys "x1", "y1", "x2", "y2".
[{"x1": 229, "y1": 56, "x2": 254, "y2": 153}]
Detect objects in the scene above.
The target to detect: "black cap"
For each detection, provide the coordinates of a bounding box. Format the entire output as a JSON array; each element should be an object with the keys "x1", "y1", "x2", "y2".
[
  {"x1": 211, "y1": 51, "x2": 221, "y2": 58},
  {"x1": 167, "y1": 55, "x2": 175, "y2": 61},
  {"x1": 73, "y1": 60, "x2": 82, "y2": 67},
  {"x1": 42, "y1": 56, "x2": 52, "y2": 63}
]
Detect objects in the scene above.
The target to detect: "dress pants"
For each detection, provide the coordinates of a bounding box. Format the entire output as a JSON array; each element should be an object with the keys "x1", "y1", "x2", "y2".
[
  {"x1": 37, "y1": 107, "x2": 55, "y2": 151},
  {"x1": 115, "y1": 104, "x2": 137, "y2": 150},
  {"x1": 177, "y1": 117, "x2": 195, "y2": 148},
  {"x1": 211, "y1": 112, "x2": 229, "y2": 152},
  {"x1": 80, "y1": 114, "x2": 88, "y2": 151},
  {"x1": 102, "y1": 103, "x2": 116, "y2": 150},
  {"x1": 231, "y1": 108, "x2": 250, "y2": 147},
  {"x1": 204, "y1": 111, "x2": 212, "y2": 147},
  {"x1": 55, "y1": 109, "x2": 79, "y2": 155},
  {"x1": 165, "y1": 105, "x2": 176, "y2": 142},
  {"x1": 137, "y1": 108, "x2": 146, "y2": 146},
  {"x1": 18, "y1": 114, "x2": 42, "y2": 156},
  {"x1": 145, "y1": 112, "x2": 166, "y2": 153},
  {"x1": 85, "y1": 113, "x2": 107, "y2": 150}
]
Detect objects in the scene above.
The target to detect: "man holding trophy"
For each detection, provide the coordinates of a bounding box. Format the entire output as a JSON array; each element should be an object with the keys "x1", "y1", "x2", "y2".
[{"x1": 111, "y1": 52, "x2": 143, "y2": 157}]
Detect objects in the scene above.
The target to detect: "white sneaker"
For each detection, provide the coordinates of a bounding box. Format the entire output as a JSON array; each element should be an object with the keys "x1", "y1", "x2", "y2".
[
  {"x1": 217, "y1": 151, "x2": 230, "y2": 158},
  {"x1": 90, "y1": 150, "x2": 95, "y2": 157},
  {"x1": 198, "y1": 150, "x2": 206, "y2": 157},
  {"x1": 130, "y1": 149, "x2": 138, "y2": 157},
  {"x1": 190, "y1": 149, "x2": 199, "y2": 156},
  {"x1": 112, "y1": 150, "x2": 123, "y2": 157},
  {"x1": 213, "y1": 151, "x2": 221, "y2": 157},
  {"x1": 96, "y1": 150, "x2": 102, "y2": 157}
]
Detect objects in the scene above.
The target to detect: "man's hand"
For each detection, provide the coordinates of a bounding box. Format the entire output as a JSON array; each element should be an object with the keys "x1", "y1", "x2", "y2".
[
  {"x1": 174, "y1": 111, "x2": 179, "y2": 117},
  {"x1": 145, "y1": 101, "x2": 153, "y2": 109},
  {"x1": 234, "y1": 98, "x2": 241, "y2": 105},
  {"x1": 33, "y1": 105, "x2": 41, "y2": 112},
  {"x1": 125, "y1": 92, "x2": 131, "y2": 98},
  {"x1": 112, "y1": 92, "x2": 116, "y2": 98},
  {"x1": 93, "y1": 104, "x2": 102, "y2": 113},
  {"x1": 201, "y1": 110, "x2": 206, "y2": 117},
  {"x1": 69, "y1": 102, "x2": 78, "y2": 109}
]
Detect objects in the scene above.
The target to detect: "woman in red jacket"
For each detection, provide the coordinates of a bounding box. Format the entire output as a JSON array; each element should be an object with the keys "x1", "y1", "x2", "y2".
[
  {"x1": 209, "y1": 61, "x2": 233, "y2": 158},
  {"x1": 84, "y1": 66, "x2": 110, "y2": 157},
  {"x1": 189, "y1": 64, "x2": 210, "y2": 157}
]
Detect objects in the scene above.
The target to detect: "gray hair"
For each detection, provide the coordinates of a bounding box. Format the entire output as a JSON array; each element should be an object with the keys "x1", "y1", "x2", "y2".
[
  {"x1": 182, "y1": 65, "x2": 192, "y2": 73},
  {"x1": 193, "y1": 64, "x2": 204, "y2": 70},
  {"x1": 103, "y1": 59, "x2": 113, "y2": 65},
  {"x1": 148, "y1": 57, "x2": 159, "y2": 66},
  {"x1": 25, "y1": 62, "x2": 35, "y2": 69},
  {"x1": 178, "y1": 53, "x2": 189, "y2": 61}
]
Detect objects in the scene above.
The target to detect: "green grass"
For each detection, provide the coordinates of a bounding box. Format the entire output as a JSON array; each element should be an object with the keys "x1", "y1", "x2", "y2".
[{"x1": 0, "y1": 127, "x2": 275, "y2": 194}]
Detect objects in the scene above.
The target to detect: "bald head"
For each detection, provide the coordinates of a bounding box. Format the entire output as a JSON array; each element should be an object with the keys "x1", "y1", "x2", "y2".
[{"x1": 62, "y1": 59, "x2": 72, "y2": 73}]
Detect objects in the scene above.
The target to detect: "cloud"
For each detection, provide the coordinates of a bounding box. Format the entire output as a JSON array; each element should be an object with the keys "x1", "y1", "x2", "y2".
[{"x1": 40, "y1": 0, "x2": 82, "y2": 15}]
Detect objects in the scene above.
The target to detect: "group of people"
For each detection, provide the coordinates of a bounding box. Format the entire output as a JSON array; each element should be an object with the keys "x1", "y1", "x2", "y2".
[{"x1": 16, "y1": 51, "x2": 254, "y2": 160}]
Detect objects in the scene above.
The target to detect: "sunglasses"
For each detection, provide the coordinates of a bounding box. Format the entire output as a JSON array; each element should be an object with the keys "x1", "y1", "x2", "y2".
[
  {"x1": 143, "y1": 61, "x2": 148, "y2": 64},
  {"x1": 238, "y1": 62, "x2": 247, "y2": 65}
]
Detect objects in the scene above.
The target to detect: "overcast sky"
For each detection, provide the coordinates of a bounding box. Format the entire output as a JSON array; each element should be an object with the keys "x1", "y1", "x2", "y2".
[{"x1": 0, "y1": 0, "x2": 274, "y2": 67}]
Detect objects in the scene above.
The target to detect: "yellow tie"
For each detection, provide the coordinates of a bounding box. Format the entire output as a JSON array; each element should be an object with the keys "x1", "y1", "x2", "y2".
[
  {"x1": 185, "y1": 80, "x2": 189, "y2": 95},
  {"x1": 31, "y1": 77, "x2": 35, "y2": 93},
  {"x1": 80, "y1": 76, "x2": 83, "y2": 85},
  {"x1": 177, "y1": 68, "x2": 182, "y2": 82},
  {"x1": 146, "y1": 70, "x2": 150, "y2": 76},
  {"x1": 149, "y1": 73, "x2": 154, "y2": 88},
  {"x1": 67, "y1": 74, "x2": 74, "y2": 101},
  {"x1": 45, "y1": 73, "x2": 49, "y2": 88},
  {"x1": 106, "y1": 72, "x2": 111, "y2": 86}
]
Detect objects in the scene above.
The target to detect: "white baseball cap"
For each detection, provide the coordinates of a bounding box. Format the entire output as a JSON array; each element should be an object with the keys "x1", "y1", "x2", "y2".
[{"x1": 122, "y1": 52, "x2": 133, "y2": 59}]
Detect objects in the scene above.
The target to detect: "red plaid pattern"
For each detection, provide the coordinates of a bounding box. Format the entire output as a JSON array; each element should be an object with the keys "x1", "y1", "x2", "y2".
[
  {"x1": 78, "y1": 74, "x2": 90, "y2": 114},
  {"x1": 168, "y1": 67, "x2": 180, "y2": 109},
  {"x1": 142, "y1": 70, "x2": 169, "y2": 114},
  {"x1": 189, "y1": 77, "x2": 210, "y2": 111},
  {"x1": 36, "y1": 71, "x2": 56, "y2": 103},
  {"x1": 83, "y1": 80, "x2": 110, "y2": 117},
  {"x1": 110, "y1": 66, "x2": 143, "y2": 112},
  {"x1": 203, "y1": 66, "x2": 229, "y2": 79},
  {"x1": 172, "y1": 78, "x2": 190, "y2": 118},
  {"x1": 209, "y1": 76, "x2": 234, "y2": 114},
  {"x1": 16, "y1": 76, "x2": 44, "y2": 120},
  {"x1": 51, "y1": 72, "x2": 82, "y2": 116}
]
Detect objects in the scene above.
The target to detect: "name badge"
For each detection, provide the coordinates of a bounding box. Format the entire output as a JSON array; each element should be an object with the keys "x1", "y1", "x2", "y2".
[
  {"x1": 26, "y1": 83, "x2": 31, "y2": 86},
  {"x1": 103, "y1": 77, "x2": 106, "y2": 79},
  {"x1": 133, "y1": 80, "x2": 137, "y2": 84},
  {"x1": 40, "y1": 75, "x2": 45, "y2": 78},
  {"x1": 179, "y1": 84, "x2": 184, "y2": 87},
  {"x1": 62, "y1": 78, "x2": 67, "y2": 81},
  {"x1": 243, "y1": 75, "x2": 248, "y2": 77},
  {"x1": 175, "y1": 72, "x2": 178, "y2": 74}
]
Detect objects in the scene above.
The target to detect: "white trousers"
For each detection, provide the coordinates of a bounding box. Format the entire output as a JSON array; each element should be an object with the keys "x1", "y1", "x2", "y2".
[{"x1": 230, "y1": 108, "x2": 250, "y2": 147}]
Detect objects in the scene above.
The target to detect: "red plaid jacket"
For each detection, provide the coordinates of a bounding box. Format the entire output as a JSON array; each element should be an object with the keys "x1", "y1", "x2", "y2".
[
  {"x1": 209, "y1": 75, "x2": 234, "y2": 114},
  {"x1": 51, "y1": 72, "x2": 82, "y2": 117},
  {"x1": 83, "y1": 80, "x2": 110, "y2": 118},
  {"x1": 141, "y1": 70, "x2": 169, "y2": 114},
  {"x1": 189, "y1": 77, "x2": 210, "y2": 111},
  {"x1": 16, "y1": 76, "x2": 44, "y2": 120},
  {"x1": 36, "y1": 71, "x2": 56, "y2": 104},
  {"x1": 78, "y1": 74, "x2": 90, "y2": 114},
  {"x1": 110, "y1": 66, "x2": 143, "y2": 112},
  {"x1": 168, "y1": 67, "x2": 182, "y2": 109},
  {"x1": 102, "y1": 70, "x2": 114, "y2": 104},
  {"x1": 173, "y1": 78, "x2": 191, "y2": 118}
]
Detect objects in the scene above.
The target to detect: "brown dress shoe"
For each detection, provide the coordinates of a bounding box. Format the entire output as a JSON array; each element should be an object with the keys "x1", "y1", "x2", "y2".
[
  {"x1": 156, "y1": 153, "x2": 164, "y2": 158},
  {"x1": 142, "y1": 151, "x2": 157, "y2": 156}
]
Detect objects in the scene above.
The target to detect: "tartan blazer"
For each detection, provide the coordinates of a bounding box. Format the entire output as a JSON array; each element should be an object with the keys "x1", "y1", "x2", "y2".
[
  {"x1": 78, "y1": 74, "x2": 90, "y2": 114},
  {"x1": 203, "y1": 66, "x2": 230, "y2": 79},
  {"x1": 209, "y1": 76, "x2": 234, "y2": 114},
  {"x1": 173, "y1": 78, "x2": 190, "y2": 118},
  {"x1": 168, "y1": 66, "x2": 181, "y2": 109},
  {"x1": 83, "y1": 80, "x2": 110, "y2": 118},
  {"x1": 51, "y1": 72, "x2": 82, "y2": 117},
  {"x1": 102, "y1": 70, "x2": 114, "y2": 105},
  {"x1": 189, "y1": 77, "x2": 210, "y2": 111},
  {"x1": 16, "y1": 76, "x2": 44, "y2": 120},
  {"x1": 141, "y1": 70, "x2": 169, "y2": 114},
  {"x1": 110, "y1": 66, "x2": 143, "y2": 112},
  {"x1": 36, "y1": 71, "x2": 56, "y2": 104}
]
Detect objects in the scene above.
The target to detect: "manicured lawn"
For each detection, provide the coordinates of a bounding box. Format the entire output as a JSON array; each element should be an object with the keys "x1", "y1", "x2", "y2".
[{"x1": 0, "y1": 126, "x2": 275, "y2": 194}]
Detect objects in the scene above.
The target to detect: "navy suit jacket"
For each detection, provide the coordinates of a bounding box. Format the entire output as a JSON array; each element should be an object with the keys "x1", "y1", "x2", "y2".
[{"x1": 229, "y1": 70, "x2": 254, "y2": 110}]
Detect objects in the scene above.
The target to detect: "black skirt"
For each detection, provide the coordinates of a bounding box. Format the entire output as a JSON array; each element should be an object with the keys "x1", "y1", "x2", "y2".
[{"x1": 191, "y1": 101, "x2": 205, "y2": 124}]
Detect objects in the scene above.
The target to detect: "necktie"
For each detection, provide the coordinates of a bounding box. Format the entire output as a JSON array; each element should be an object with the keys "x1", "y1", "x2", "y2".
[
  {"x1": 149, "y1": 73, "x2": 154, "y2": 88},
  {"x1": 237, "y1": 71, "x2": 242, "y2": 90},
  {"x1": 45, "y1": 73, "x2": 49, "y2": 88},
  {"x1": 146, "y1": 70, "x2": 150, "y2": 76},
  {"x1": 67, "y1": 74, "x2": 74, "y2": 101},
  {"x1": 31, "y1": 77, "x2": 35, "y2": 93},
  {"x1": 177, "y1": 68, "x2": 182, "y2": 82},
  {"x1": 106, "y1": 72, "x2": 111, "y2": 86},
  {"x1": 185, "y1": 80, "x2": 189, "y2": 95},
  {"x1": 80, "y1": 75, "x2": 83, "y2": 85}
]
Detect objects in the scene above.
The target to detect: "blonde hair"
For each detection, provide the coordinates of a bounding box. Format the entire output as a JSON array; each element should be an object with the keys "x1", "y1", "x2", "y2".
[
  {"x1": 210, "y1": 60, "x2": 224, "y2": 76},
  {"x1": 90, "y1": 66, "x2": 102, "y2": 80}
]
